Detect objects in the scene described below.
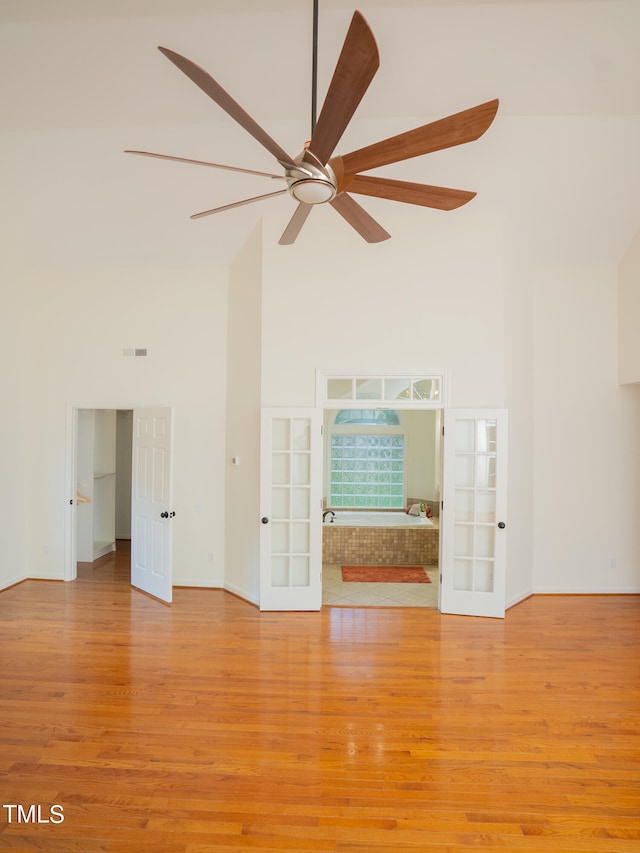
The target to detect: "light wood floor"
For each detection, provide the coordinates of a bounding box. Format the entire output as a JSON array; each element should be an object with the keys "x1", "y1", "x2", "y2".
[{"x1": 1, "y1": 543, "x2": 639, "y2": 852}]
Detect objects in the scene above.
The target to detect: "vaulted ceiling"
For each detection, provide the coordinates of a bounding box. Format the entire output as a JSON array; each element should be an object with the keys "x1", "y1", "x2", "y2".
[{"x1": 1, "y1": 0, "x2": 639, "y2": 268}]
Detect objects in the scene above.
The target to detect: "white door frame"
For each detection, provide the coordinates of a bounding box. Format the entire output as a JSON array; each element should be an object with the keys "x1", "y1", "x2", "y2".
[
  {"x1": 64, "y1": 401, "x2": 172, "y2": 582},
  {"x1": 315, "y1": 370, "x2": 508, "y2": 617},
  {"x1": 316, "y1": 369, "x2": 448, "y2": 607}
]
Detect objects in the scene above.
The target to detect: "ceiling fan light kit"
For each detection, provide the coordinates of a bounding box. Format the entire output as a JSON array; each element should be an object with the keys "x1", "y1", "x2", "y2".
[
  {"x1": 284, "y1": 155, "x2": 338, "y2": 205},
  {"x1": 126, "y1": 9, "x2": 498, "y2": 245}
]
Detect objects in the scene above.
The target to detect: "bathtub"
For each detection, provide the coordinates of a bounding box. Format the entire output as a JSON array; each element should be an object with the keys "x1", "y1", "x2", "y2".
[
  {"x1": 323, "y1": 511, "x2": 438, "y2": 566},
  {"x1": 328, "y1": 511, "x2": 433, "y2": 528}
]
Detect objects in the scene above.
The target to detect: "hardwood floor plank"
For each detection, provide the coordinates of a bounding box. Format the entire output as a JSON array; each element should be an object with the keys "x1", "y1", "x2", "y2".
[{"x1": 1, "y1": 546, "x2": 638, "y2": 852}]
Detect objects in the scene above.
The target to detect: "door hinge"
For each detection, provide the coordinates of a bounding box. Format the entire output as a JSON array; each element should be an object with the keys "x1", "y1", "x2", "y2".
[
  {"x1": 442, "y1": 425, "x2": 445, "y2": 436},
  {"x1": 441, "y1": 500, "x2": 444, "y2": 511}
]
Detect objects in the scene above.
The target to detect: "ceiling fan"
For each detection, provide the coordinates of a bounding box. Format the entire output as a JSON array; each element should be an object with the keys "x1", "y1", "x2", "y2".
[{"x1": 126, "y1": 9, "x2": 498, "y2": 245}]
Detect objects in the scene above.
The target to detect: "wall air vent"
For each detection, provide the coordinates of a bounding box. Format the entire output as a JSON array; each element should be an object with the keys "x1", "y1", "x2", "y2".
[{"x1": 122, "y1": 348, "x2": 148, "y2": 357}]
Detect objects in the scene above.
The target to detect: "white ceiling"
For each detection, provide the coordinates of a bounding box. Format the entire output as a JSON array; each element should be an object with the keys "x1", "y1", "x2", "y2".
[
  {"x1": 0, "y1": 0, "x2": 617, "y2": 21},
  {"x1": 1, "y1": 0, "x2": 639, "y2": 268}
]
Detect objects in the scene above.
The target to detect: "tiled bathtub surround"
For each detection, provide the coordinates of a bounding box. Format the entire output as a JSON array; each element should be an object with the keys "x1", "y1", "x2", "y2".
[{"x1": 323, "y1": 520, "x2": 439, "y2": 566}]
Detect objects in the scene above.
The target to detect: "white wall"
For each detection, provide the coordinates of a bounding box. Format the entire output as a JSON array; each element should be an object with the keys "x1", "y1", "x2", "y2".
[
  {"x1": 5, "y1": 206, "x2": 636, "y2": 605},
  {"x1": 18, "y1": 264, "x2": 228, "y2": 587},
  {"x1": 502, "y1": 229, "x2": 534, "y2": 607},
  {"x1": 532, "y1": 265, "x2": 640, "y2": 593},
  {"x1": 0, "y1": 261, "x2": 30, "y2": 590},
  {"x1": 405, "y1": 410, "x2": 439, "y2": 503},
  {"x1": 619, "y1": 227, "x2": 640, "y2": 384},
  {"x1": 260, "y1": 208, "x2": 507, "y2": 408},
  {"x1": 224, "y1": 225, "x2": 263, "y2": 605}
]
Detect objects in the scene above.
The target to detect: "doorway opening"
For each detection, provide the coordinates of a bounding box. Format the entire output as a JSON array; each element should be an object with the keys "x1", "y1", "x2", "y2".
[
  {"x1": 66, "y1": 404, "x2": 175, "y2": 604},
  {"x1": 76, "y1": 539, "x2": 132, "y2": 586},
  {"x1": 74, "y1": 408, "x2": 133, "y2": 582},
  {"x1": 320, "y1": 407, "x2": 442, "y2": 608},
  {"x1": 259, "y1": 394, "x2": 507, "y2": 617}
]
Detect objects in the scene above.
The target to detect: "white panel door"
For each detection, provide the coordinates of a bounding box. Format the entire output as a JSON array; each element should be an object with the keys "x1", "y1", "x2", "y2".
[
  {"x1": 440, "y1": 409, "x2": 507, "y2": 618},
  {"x1": 260, "y1": 408, "x2": 323, "y2": 611},
  {"x1": 131, "y1": 407, "x2": 174, "y2": 603}
]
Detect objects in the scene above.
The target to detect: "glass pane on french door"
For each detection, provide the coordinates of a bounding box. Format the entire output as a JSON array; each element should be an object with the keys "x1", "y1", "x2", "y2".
[
  {"x1": 440, "y1": 409, "x2": 507, "y2": 618},
  {"x1": 260, "y1": 408, "x2": 322, "y2": 611}
]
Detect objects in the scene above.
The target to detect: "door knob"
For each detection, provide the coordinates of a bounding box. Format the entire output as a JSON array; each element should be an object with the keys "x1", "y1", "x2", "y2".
[
  {"x1": 261, "y1": 517, "x2": 269, "y2": 524},
  {"x1": 498, "y1": 521, "x2": 506, "y2": 529},
  {"x1": 160, "y1": 511, "x2": 169, "y2": 518}
]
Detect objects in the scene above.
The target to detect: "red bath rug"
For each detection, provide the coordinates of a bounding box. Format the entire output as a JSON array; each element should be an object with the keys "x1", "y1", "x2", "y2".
[{"x1": 341, "y1": 566, "x2": 431, "y2": 583}]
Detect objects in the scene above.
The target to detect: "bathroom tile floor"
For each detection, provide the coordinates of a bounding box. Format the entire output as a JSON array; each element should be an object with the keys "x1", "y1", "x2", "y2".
[{"x1": 322, "y1": 563, "x2": 439, "y2": 608}]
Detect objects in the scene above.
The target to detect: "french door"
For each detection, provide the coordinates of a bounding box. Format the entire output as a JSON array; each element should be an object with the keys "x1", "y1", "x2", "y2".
[
  {"x1": 258, "y1": 405, "x2": 507, "y2": 617},
  {"x1": 440, "y1": 409, "x2": 508, "y2": 618},
  {"x1": 259, "y1": 408, "x2": 323, "y2": 610}
]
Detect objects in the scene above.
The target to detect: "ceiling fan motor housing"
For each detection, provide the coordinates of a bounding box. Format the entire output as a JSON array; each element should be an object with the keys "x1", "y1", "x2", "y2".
[{"x1": 284, "y1": 156, "x2": 338, "y2": 205}]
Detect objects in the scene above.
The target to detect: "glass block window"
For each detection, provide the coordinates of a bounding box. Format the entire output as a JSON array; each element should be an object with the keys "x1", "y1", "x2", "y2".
[{"x1": 330, "y1": 434, "x2": 405, "y2": 509}]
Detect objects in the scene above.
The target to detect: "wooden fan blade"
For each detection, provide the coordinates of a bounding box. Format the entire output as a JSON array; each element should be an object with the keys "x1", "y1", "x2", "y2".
[
  {"x1": 330, "y1": 194, "x2": 390, "y2": 243},
  {"x1": 190, "y1": 189, "x2": 287, "y2": 219},
  {"x1": 336, "y1": 99, "x2": 499, "y2": 176},
  {"x1": 279, "y1": 204, "x2": 313, "y2": 245},
  {"x1": 158, "y1": 47, "x2": 295, "y2": 167},
  {"x1": 125, "y1": 150, "x2": 283, "y2": 179},
  {"x1": 306, "y1": 11, "x2": 379, "y2": 166},
  {"x1": 343, "y1": 174, "x2": 476, "y2": 210}
]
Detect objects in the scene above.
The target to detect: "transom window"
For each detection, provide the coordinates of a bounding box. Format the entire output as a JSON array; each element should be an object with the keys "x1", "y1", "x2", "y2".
[
  {"x1": 319, "y1": 373, "x2": 445, "y2": 407},
  {"x1": 329, "y1": 410, "x2": 405, "y2": 509}
]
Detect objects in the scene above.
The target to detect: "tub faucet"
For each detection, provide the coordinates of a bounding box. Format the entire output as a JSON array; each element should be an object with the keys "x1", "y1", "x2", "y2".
[{"x1": 323, "y1": 510, "x2": 336, "y2": 523}]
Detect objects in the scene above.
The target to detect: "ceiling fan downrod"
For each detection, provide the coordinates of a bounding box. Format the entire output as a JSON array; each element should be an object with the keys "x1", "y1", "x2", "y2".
[
  {"x1": 280, "y1": 0, "x2": 337, "y2": 207},
  {"x1": 311, "y1": 0, "x2": 319, "y2": 134}
]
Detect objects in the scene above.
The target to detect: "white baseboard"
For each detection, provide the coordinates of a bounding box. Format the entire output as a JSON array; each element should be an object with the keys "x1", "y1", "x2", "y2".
[
  {"x1": 506, "y1": 588, "x2": 533, "y2": 609},
  {"x1": 1, "y1": 573, "x2": 27, "y2": 591},
  {"x1": 533, "y1": 586, "x2": 640, "y2": 595},
  {"x1": 173, "y1": 579, "x2": 223, "y2": 589},
  {"x1": 224, "y1": 581, "x2": 259, "y2": 607},
  {"x1": 27, "y1": 573, "x2": 64, "y2": 582}
]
